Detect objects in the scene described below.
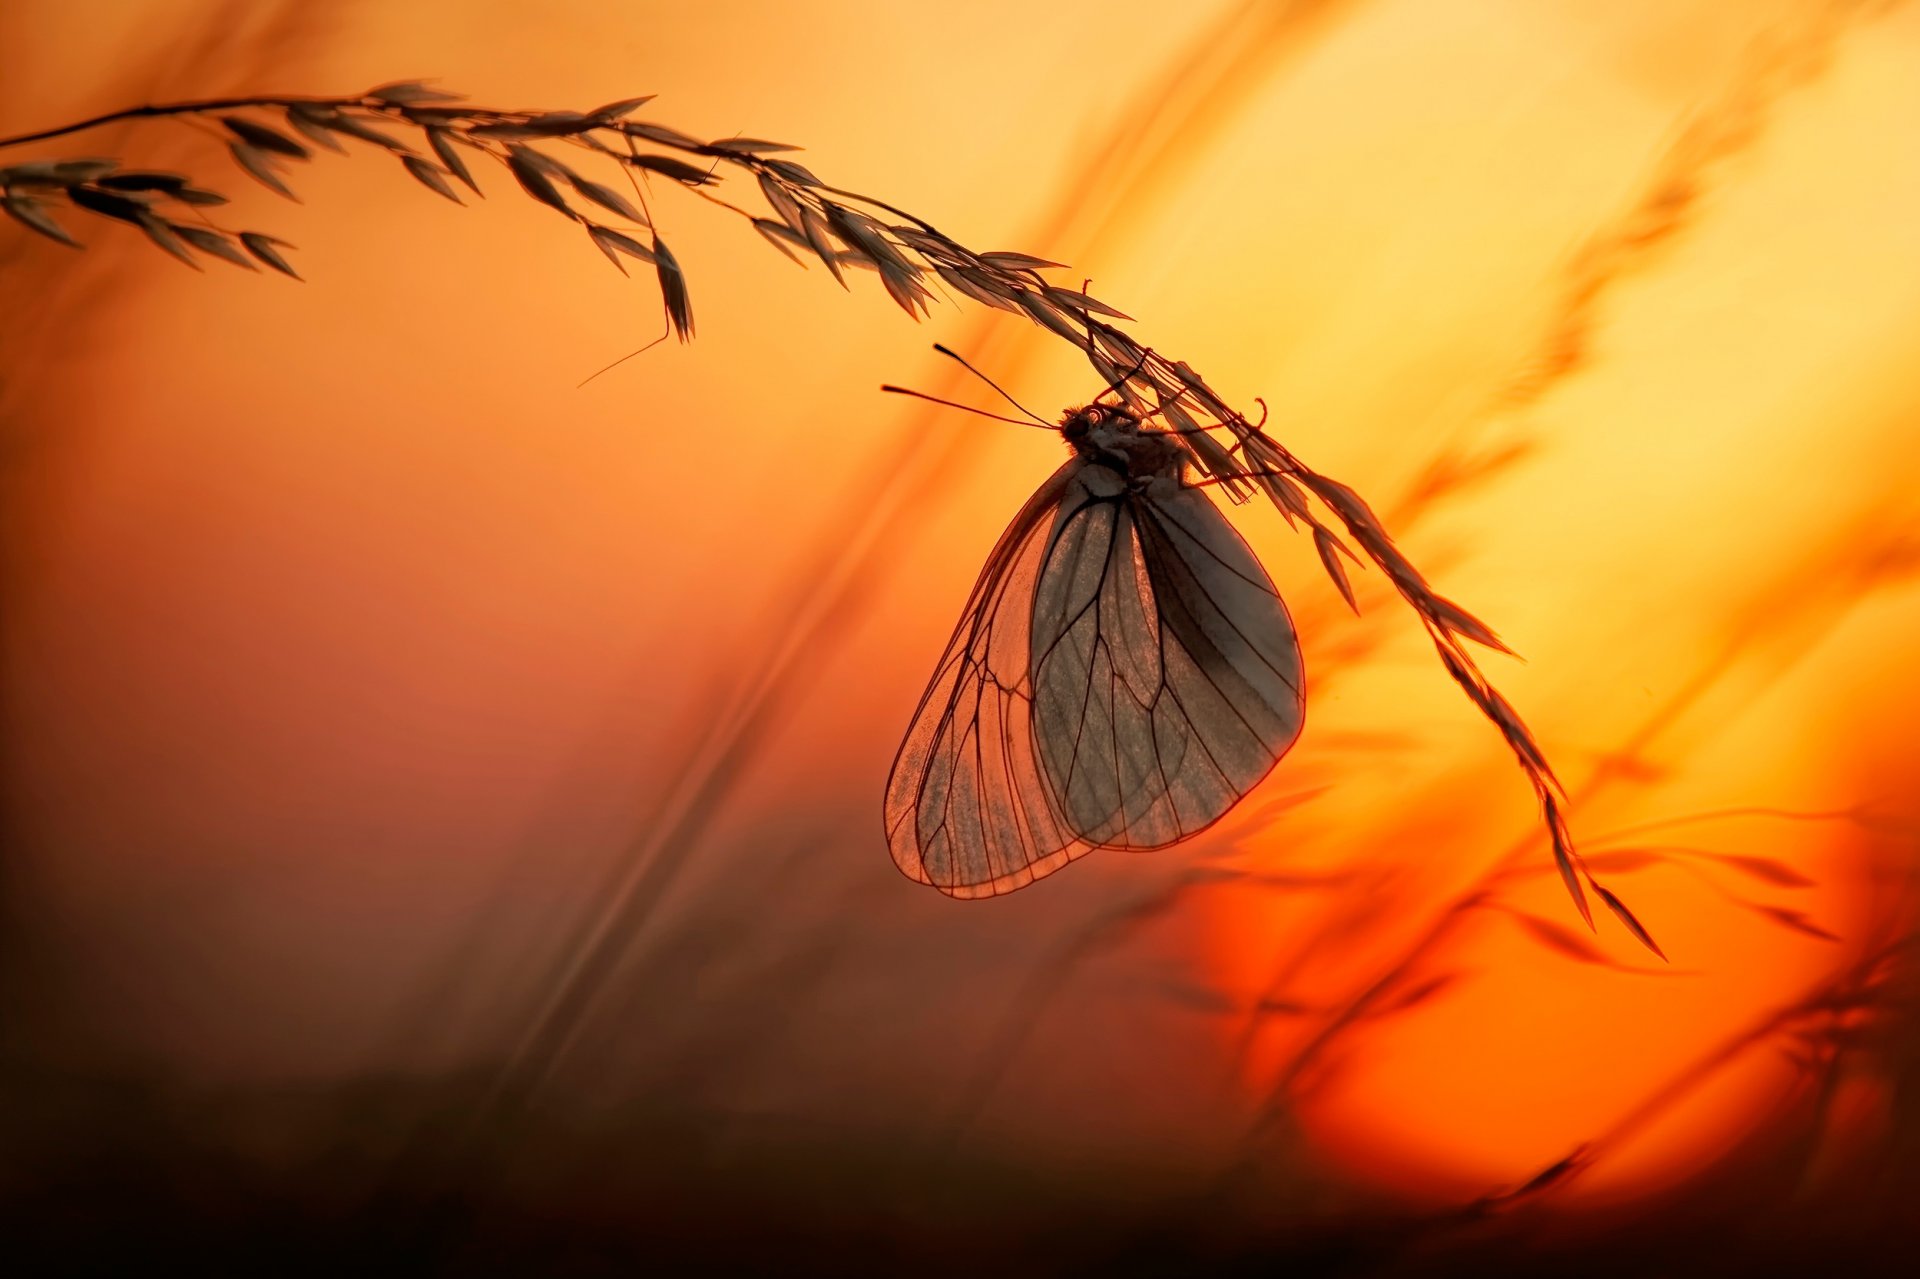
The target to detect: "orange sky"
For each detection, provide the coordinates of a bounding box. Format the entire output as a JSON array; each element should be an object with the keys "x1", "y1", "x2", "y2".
[{"x1": 3, "y1": 0, "x2": 1918, "y2": 1219}]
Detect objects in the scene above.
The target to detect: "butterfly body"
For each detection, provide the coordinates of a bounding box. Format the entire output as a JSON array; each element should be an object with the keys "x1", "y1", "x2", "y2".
[
  {"x1": 1058, "y1": 400, "x2": 1184, "y2": 485},
  {"x1": 886, "y1": 397, "x2": 1304, "y2": 897}
]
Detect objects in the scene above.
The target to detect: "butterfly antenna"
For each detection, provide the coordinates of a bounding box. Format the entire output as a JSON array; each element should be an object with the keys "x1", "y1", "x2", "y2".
[
  {"x1": 930, "y1": 344, "x2": 1052, "y2": 425},
  {"x1": 880, "y1": 385, "x2": 1052, "y2": 429}
]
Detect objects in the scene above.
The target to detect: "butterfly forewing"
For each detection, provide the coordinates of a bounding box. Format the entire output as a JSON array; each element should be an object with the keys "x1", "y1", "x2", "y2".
[
  {"x1": 885, "y1": 461, "x2": 1091, "y2": 896},
  {"x1": 1030, "y1": 469, "x2": 1304, "y2": 849},
  {"x1": 889, "y1": 432, "x2": 1306, "y2": 897}
]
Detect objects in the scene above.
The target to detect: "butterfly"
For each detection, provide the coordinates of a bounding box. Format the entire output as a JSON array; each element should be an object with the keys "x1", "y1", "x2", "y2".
[{"x1": 883, "y1": 353, "x2": 1305, "y2": 897}]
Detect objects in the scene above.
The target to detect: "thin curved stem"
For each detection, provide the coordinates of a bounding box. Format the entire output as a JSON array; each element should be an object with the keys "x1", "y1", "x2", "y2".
[{"x1": 0, "y1": 94, "x2": 365, "y2": 152}]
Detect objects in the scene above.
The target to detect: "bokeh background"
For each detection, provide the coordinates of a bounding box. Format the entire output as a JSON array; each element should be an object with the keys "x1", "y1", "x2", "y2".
[{"x1": 4, "y1": 0, "x2": 1919, "y2": 1272}]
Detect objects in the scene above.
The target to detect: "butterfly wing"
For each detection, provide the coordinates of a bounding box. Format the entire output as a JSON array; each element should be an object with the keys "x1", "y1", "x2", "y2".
[
  {"x1": 1029, "y1": 467, "x2": 1304, "y2": 848},
  {"x1": 884, "y1": 459, "x2": 1095, "y2": 897}
]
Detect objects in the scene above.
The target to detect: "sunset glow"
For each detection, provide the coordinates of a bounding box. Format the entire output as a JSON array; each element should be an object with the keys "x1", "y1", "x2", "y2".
[{"x1": 3, "y1": 0, "x2": 1917, "y2": 1266}]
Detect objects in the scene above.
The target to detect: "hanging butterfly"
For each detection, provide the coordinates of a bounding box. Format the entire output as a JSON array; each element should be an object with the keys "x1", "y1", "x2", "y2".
[{"x1": 882, "y1": 349, "x2": 1304, "y2": 897}]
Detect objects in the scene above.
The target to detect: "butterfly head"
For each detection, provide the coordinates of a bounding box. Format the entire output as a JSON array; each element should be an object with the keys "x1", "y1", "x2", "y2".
[
  {"x1": 1058, "y1": 399, "x2": 1133, "y2": 443},
  {"x1": 1060, "y1": 401, "x2": 1183, "y2": 482}
]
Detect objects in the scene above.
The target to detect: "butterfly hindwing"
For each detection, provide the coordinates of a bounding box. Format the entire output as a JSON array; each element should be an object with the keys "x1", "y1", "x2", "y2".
[{"x1": 1029, "y1": 468, "x2": 1304, "y2": 848}]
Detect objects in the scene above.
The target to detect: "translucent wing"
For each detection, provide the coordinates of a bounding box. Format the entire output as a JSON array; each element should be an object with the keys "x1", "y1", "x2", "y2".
[
  {"x1": 885, "y1": 460, "x2": 1094, "y2": 897},
  {"x1": 1029, "y1": 467, "x2": 1304, "y2": 847}
]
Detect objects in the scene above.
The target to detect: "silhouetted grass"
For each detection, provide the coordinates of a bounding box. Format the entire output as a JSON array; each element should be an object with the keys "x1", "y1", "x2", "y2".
[
  {"x1": 5, "y1": 3, "x2": 1919, "y2": 1274},
  {"x1": 1, "y1": 33, "x2": 1637, "y2": 947}
]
